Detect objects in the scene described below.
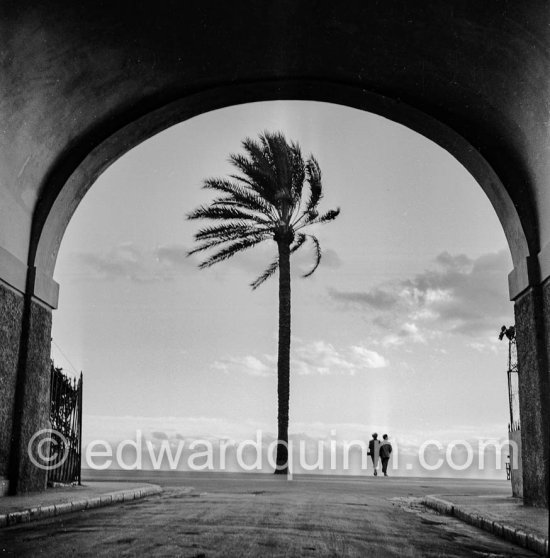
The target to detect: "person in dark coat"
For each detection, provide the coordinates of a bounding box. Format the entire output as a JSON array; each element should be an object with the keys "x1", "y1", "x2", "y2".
[
  {"x1": 368, "y1": 433, "x2": 380, "y2": 476},
  {"x1": 380, "y1": 434, "x2": 392, "y2": 476}
]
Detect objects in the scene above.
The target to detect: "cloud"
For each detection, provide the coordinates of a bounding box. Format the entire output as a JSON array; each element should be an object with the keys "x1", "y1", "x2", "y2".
[
  {"x1": 212, "y1": 340, "x2": 388, "y2": 378},
  {"x1": 154, "y1": 244, "x2": 191, "y2": 266},
  {"x1": 350, "y1": 345, "x2": 390, "y2": 369},
  {"x1": 70, "y1": 236, "x2": 342, "y2": 288},
  {"x1": 72, "y1": 242, "x2": 198, "y2": 282},
  {"x1": 293, "y1": 340, "x2": 388, "y2": 374},
  {"x1": 76, "y1": 243, "x2": 149, "y2": 281},
  {"x1": 329, "y1": 250, "x2": 513, "y2": 340},
  {"x1": 83, "y1": 414, "x2": 268, "y2": 446},
  {"x1": 212, "y1": 355, "x2": 273, "y2": 377},
  {"x1": 380, "y1": 322, "x2": 427, "y2": 348},
  {"x1": 71, "y1": 239, "x2": 340, "y2": 289},
  {"x1": 328, "y1": 287, "x2": 398, "y2": 310},
  {"x1": 467, "y1": 341, "x2": 499, "y2": 354}
]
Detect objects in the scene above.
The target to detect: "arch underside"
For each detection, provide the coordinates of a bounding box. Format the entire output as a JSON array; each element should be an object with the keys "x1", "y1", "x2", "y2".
[
  {"x1": 35, "y1": 81, "x2": 530, "y2": 299},
  {"x1": 2, "y1": 1, "x2": 540, "y2": 308}
]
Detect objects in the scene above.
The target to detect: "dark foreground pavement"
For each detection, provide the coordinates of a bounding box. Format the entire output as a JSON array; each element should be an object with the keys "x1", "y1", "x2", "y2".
[{"x1": 0, "y1": 472, "x2": 547, "y2": 557}]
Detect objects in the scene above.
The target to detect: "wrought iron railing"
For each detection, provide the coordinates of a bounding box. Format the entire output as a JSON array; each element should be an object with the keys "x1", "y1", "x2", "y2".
[{"x1": 48, "y1": 363, "x2": 83, "y2": 485}]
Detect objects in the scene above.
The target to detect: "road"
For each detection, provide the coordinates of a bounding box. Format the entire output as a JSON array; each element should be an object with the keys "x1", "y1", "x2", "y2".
[{"x1": 0, "y1": 472, "x2": 539, "y2": 557}]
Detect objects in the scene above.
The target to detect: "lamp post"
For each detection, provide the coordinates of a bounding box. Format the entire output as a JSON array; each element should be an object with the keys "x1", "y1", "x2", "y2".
[{"x1": 498, "y1": 325, "x2": 519, "y2": 430}]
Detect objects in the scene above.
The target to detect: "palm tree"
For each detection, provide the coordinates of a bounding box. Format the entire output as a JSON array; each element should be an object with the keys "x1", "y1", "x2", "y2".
[{"x1": 187, "y1": 131, "x2": 340, "y2": 474}]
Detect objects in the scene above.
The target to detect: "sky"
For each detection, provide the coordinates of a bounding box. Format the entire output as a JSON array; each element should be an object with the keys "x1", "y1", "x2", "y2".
[{"x1": 51, "y1": 101, "x2": 515, "y2": 477}]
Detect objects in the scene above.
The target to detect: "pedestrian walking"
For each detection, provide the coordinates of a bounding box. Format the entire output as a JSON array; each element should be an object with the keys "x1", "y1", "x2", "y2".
[
  {"x1": 368, "y1": 433, "x2": 380, "y2": 476},
  {"x1": 380, "y1": 434, "x2": 392, "y2": 476}
]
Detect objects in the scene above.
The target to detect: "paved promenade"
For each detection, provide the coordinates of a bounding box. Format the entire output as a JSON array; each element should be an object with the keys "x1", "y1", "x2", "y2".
[
  {"x1": 0, "y1": 481, "x2": 161, "y2": 527},
  {"x1": 0, "y1": 472, "x2": 547, "y2": 556}
]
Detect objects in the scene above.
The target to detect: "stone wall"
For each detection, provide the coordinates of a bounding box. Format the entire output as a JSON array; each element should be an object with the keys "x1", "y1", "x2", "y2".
[
  {"x1": 508, "y1": 428, "x2": 523, "y2": 499},
  {"x1": 11, "y1": 299, "x2": 53, "y2": 493},
  {"x1": 0, "y1": 281, "x2": 24, "y2": 479},
  {"x1": 514, "y1": 286, "x2": 549, "y2": 507}
]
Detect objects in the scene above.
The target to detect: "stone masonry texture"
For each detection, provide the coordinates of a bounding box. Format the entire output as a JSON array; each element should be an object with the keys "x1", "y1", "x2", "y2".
[
  {"x1": 0, "y1": 282, "x2": 24, "y2": 478},
  {"x1": 13, "y1": 299, "x2": 53, "y2": 493},
  {"x1": 514, "y1": 286, "x2": 549, "y2": 507}
]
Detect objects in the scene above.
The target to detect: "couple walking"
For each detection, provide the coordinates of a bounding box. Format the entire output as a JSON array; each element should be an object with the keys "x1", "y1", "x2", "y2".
[{"x1": 367, "y1": 433, "x2": 392, "y2": 476}]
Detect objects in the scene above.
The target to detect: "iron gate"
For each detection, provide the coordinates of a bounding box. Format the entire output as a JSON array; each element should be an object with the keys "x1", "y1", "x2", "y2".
[{"x1": 48, "y1": 362, "x2": 83, "y2": 485}]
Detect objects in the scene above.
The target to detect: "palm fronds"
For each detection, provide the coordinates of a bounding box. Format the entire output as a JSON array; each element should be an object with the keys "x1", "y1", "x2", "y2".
[
  {"x1": 250, "y1": 257, "x2": 280, "y2": 290},
  {"x1": 187, "y1": 131, "x2": 340, "y2": 287}
]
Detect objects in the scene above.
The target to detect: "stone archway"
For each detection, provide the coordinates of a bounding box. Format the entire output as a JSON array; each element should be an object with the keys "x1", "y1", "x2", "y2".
[{"x1": 0, "y1": 1, "x2": 548, "y2": 506}]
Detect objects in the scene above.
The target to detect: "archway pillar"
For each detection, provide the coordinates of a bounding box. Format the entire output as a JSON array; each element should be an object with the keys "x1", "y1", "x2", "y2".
[
  {"x1": 0, "y1": 247, "x2": 58, "y2": 493},
  {"x1": 10, "y1": 294, "x2": 53, "y2": 493},
  {"x1": 510, "y1": 256, "x2": 550, "y2": 508},
  {"x1": 0, "y1": 279, "x2": 24, "y2": 494}
]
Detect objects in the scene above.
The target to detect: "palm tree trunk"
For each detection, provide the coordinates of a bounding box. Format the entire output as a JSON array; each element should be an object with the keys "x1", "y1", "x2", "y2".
[{"x1": 275, "y1": 239, "x2": 291, "y2": 474}]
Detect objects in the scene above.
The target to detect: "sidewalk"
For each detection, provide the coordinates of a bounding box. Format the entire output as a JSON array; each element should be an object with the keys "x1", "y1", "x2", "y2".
[
  {"x1": 0, "y1": 481, "x2": 161, "y2": 528},
  {"x1": 423, "y1": 493, "x2": 548, "y2": 556}
]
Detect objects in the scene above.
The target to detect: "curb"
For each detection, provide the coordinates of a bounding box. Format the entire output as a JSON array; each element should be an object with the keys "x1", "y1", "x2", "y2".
[
  {"x1": 0, "y1": 484, "x2": 162, "y2": 529},
  {"x1": 422, "y1": 495, "x2": 548, "y2": 557}
]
